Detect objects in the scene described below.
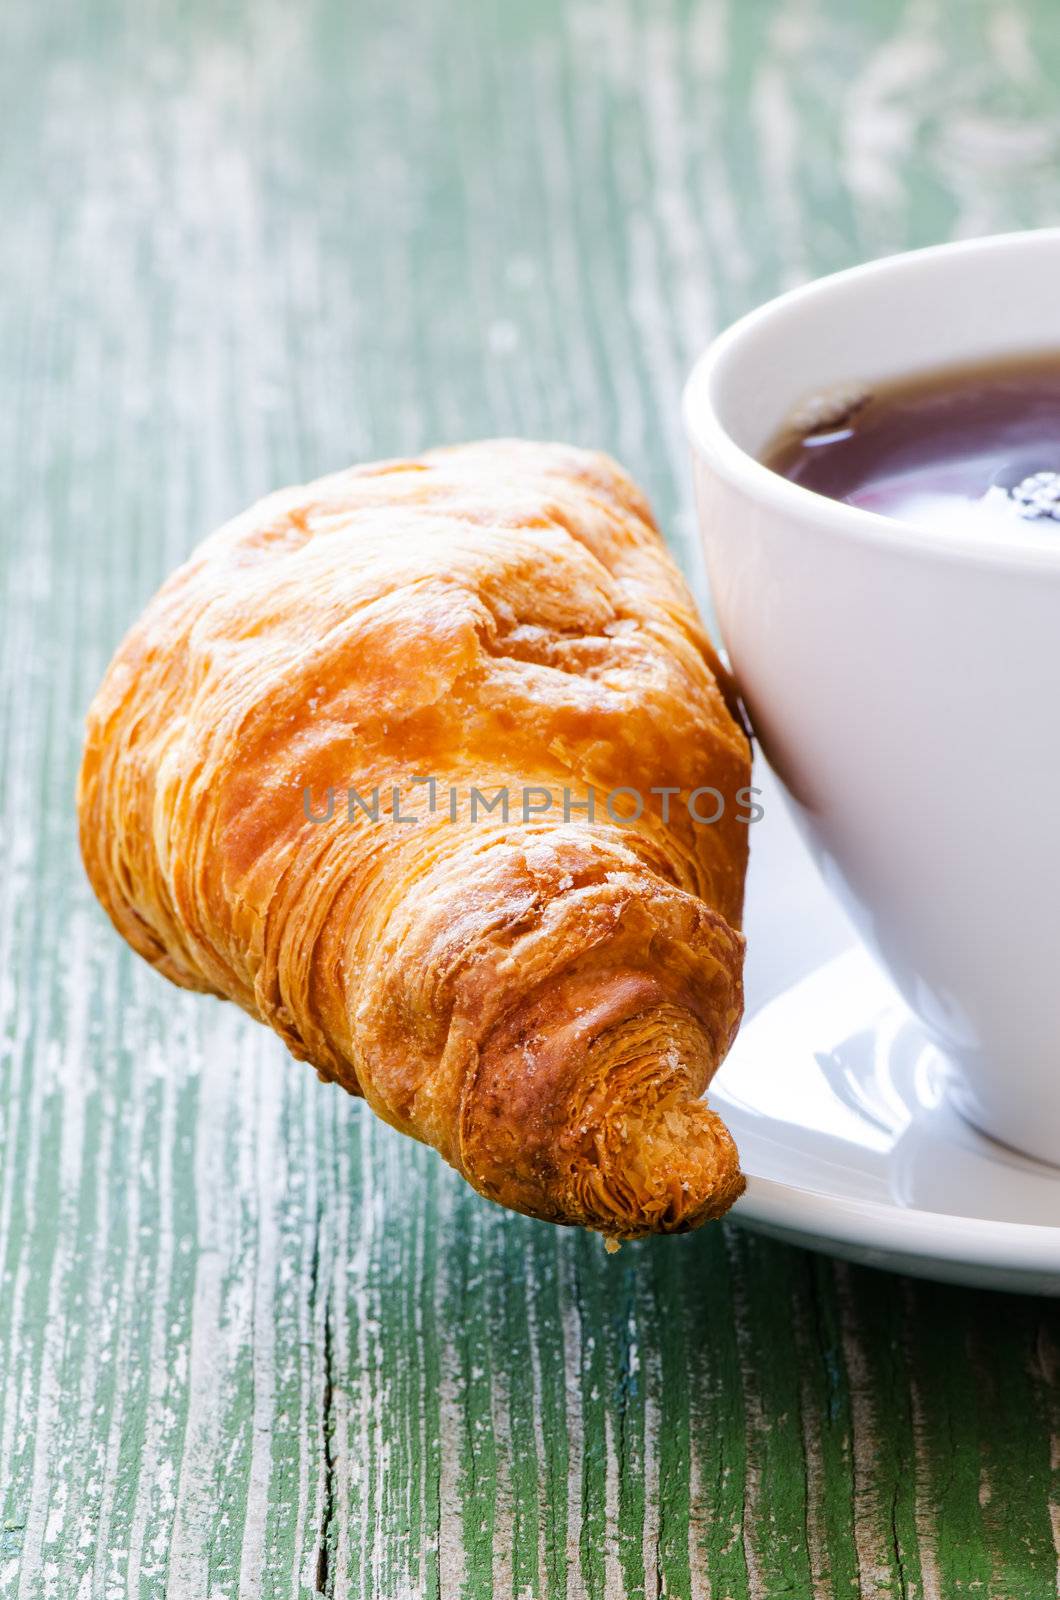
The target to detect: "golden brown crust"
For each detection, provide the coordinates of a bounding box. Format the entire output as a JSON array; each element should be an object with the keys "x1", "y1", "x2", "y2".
[{"x1": 77, "y1": 440, "x2": 751, "y2": 1235}]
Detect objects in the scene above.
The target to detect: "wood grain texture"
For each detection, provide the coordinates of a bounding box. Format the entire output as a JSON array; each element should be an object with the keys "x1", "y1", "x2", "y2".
[{"x1": 1, "y1": 0, "x2": 1059, "y2": 1595}]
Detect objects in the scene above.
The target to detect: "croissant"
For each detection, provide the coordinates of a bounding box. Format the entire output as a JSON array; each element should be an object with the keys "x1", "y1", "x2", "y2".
[{"x1": 78, "y1": 440, "x2": 752, "y2": 1236}]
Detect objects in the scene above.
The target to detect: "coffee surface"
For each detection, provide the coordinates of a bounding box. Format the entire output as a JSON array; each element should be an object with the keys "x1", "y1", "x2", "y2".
[{"x1": 763, "y1": 352, "x2": 1060, "y2": 536}]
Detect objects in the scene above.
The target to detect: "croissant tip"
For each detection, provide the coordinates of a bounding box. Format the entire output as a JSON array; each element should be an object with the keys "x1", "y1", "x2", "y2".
[{"x1": 561, "y1": 1090, "x2": 744, "y2": 1238}]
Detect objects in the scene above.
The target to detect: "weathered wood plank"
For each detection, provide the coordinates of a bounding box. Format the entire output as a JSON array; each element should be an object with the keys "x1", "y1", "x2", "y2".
[{"x1": 2, "y1": 0, "x2": 1060, "y2": 1596}]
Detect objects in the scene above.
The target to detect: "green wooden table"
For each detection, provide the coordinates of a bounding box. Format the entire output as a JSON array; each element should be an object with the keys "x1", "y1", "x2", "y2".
[{"x1": 2, "y1": 0, "x2": 1059, "y2": 1594}]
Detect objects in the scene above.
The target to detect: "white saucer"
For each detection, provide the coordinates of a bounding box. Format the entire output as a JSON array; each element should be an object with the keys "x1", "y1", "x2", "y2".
[{"x1": 712, "y1": 763, "x2": 1060, "y2": 1294}]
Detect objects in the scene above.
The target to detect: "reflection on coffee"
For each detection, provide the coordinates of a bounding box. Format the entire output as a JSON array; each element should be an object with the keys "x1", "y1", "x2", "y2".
[{"x1": 763, "y1": 352, "x2": 1060, "y2": 536}]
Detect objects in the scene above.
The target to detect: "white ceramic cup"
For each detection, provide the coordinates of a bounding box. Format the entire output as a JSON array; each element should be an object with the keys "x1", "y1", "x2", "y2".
[{"x1": 684, "y1": 229, "x2": 1060, "y2": 1167}]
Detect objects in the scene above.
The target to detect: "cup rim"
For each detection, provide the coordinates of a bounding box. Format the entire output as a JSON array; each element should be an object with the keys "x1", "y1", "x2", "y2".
[{"x1": 682, "y1": 228, "x2": 1060, "y2": 576}]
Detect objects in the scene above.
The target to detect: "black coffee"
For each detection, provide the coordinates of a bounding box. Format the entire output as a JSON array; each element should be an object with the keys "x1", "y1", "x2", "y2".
[{"x1": 763, "y1": 352, "x2": 1060, "y2": 534}]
